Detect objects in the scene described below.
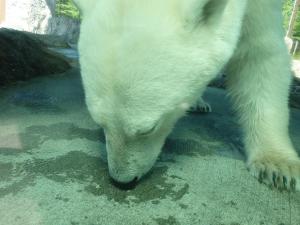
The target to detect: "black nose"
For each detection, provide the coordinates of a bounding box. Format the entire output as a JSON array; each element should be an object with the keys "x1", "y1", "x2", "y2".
[{"x1": 110, "y1": 177, "x2": 138, "y2": 190}]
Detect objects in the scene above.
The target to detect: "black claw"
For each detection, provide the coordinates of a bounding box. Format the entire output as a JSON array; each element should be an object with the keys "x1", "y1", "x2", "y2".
[
  {"x1": 272, "y1": 172, "x2": 277, "y2": 188},
  {"x1": 283, "y1": 176, "x2": 288, "y2": 189},
  {"x1": 262, "y1": 170, "x2": 268, "y2": 179},
  {"x1": 290, "y1": 178, "x2": 296, "y2": 191},
  {"x1": 258, "y1": 170, "x2": 264, "y2": 183}
]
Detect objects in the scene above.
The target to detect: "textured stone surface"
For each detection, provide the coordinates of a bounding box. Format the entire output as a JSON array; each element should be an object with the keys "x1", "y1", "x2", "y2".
[
  {"x1": 1, "y1": 0, "x2": 51, "y2": 33},
  {"x1": 0, "y1": 68, "x2": 299, "y2": 225},
  {"x1": 0, "y1": 0, "x2": 79, "y2": 43}
]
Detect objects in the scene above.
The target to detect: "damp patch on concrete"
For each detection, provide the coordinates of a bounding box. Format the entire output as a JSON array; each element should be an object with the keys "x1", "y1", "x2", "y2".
[
  {"x1": 153, "y1": 216, "x2": 181, "y2": 225},
  {"x1": 0, "y1": 151, "x2": 189, "y2": 204},
  {"x1": 0, "y1": 123, "x2": 104, "y2": 154}
]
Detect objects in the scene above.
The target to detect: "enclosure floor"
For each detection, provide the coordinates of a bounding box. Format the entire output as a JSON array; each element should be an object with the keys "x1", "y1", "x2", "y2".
[{"x1": 0, "y1": 68, "x2": 299, "y2": 225}]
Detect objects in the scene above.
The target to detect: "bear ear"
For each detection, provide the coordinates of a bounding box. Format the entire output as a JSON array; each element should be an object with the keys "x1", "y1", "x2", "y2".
[
  {"x1": 72, "y1": 0, "x2": 96, "y2": 15},
  {"x1": 186, "y1": 0, "x2": 229, "y2": 28}
]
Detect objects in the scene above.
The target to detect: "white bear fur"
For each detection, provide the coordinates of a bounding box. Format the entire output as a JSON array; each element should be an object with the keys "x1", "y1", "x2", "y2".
[{"x1": 74, "y1": 0, "x2": 300, "y2": 190}]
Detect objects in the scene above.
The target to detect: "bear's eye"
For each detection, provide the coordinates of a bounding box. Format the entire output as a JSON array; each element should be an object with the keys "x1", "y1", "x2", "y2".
[{"x1": 137, "y1": 123, "x2": 158, "y2": 137}]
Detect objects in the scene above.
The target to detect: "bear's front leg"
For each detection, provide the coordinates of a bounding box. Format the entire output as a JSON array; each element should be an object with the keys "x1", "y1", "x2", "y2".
[
  {"x1": 226, "y1": 0, "x2": 300, "y2": 191},
  {"x1": 227, "y1": 51, "x2": 300, "y2": 190}
]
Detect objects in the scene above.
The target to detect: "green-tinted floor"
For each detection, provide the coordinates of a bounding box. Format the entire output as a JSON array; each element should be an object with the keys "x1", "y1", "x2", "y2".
[{"x1": 0, "y1": 68, "x2": 299, "y2": 225}]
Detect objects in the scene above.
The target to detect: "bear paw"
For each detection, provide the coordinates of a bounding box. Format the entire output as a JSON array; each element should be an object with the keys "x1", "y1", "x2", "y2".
[
  {"x1": 247, "y1": 154, "x2": 300, "y2": 191},
  {"x1": 188, "y1": 98, "x2": 212, "y2": 113}
]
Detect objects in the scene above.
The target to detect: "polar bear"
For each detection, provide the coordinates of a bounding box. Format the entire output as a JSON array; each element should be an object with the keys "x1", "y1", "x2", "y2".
[{"x1": 73, "y1": 0, "x2": 300, "y2": 190}]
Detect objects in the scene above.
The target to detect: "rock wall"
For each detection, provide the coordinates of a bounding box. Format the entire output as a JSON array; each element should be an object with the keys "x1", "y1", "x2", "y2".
[
  {"x1": 47, "y1": 13, "x2": 80, "y2": 44},
  {"x1": 45, "y1": 0, "x2": 80, "y2": 44},
  {"x1": 1, "y1": 0, "x2": 79, "y2": 44}
]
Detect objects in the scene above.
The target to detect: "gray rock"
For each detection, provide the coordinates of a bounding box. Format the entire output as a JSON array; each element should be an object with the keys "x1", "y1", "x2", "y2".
[
  {"x1": 0, "y1": 28, "x2": 70, "y2": 86},
  {"x1": 1, "y1": 0, "x2": 80, "y2": 44}
]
